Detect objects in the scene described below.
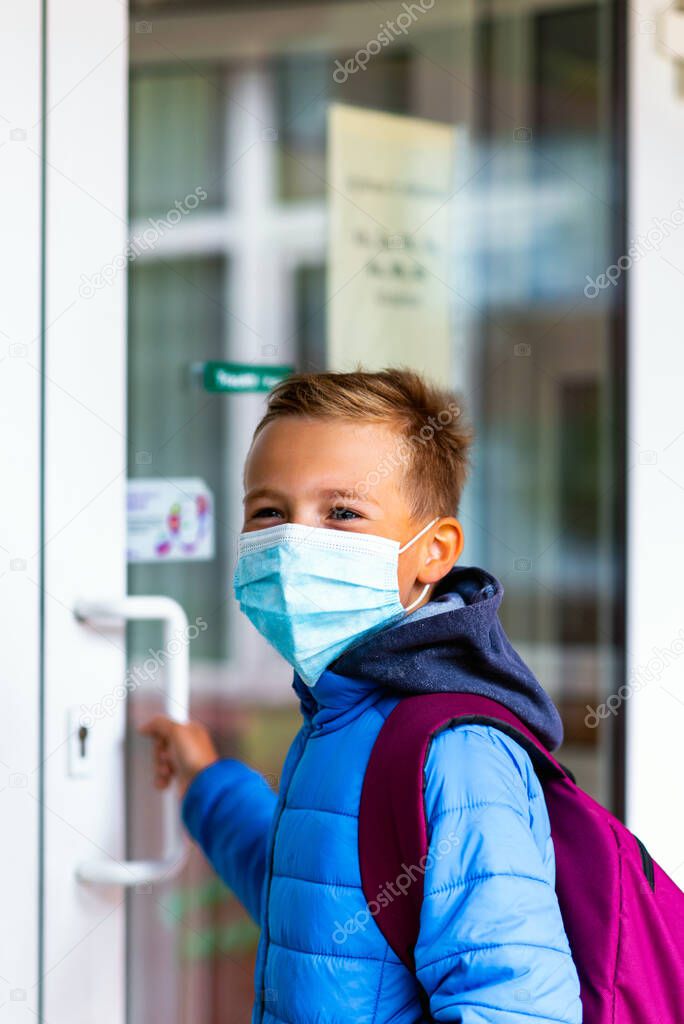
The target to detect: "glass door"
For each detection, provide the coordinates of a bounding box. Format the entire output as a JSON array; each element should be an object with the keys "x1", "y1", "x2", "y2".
[{"x1": 124, "y1": 2, "x2": 626, "y2": 1021}]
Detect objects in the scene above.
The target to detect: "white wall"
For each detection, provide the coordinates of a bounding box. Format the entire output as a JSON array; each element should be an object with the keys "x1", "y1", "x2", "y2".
[{"x1": 627, "y1": 2, "x2": 684, "y2": 880}]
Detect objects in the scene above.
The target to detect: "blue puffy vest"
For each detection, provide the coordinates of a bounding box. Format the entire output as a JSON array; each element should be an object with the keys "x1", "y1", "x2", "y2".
[{"x1": 182, "y1": 667, "x2": 581, "y2": 1023}]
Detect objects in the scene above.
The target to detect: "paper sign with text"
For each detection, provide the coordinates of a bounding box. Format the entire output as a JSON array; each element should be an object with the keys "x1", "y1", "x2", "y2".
[{"x1": 327, "y1": 104, "x2": 455, "y2": 383}]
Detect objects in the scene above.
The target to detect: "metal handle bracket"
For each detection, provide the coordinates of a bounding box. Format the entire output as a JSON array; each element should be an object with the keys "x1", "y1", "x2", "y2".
[{"x1": 73, "y1": 595, "x2": 190, "y2": 887}]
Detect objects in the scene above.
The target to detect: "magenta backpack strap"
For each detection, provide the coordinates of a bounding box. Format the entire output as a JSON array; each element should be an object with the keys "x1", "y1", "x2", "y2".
[{"x1": 357, "y1": 693, "x2": 568, "y2": 971}]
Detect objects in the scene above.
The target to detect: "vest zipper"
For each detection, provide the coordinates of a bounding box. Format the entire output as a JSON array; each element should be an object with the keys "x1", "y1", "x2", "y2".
[{"x1": 255, "y1": 726, "x2": 312, "y2": 1021}]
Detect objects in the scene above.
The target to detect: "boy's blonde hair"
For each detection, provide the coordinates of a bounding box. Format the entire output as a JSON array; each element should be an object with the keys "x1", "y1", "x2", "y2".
[{"x1": 254, "y1": 368, "x2": 473, "y2": 519}]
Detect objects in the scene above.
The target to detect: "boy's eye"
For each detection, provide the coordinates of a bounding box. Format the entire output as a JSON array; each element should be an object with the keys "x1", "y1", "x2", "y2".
[
  {"x1": 252, "y1": 507, "x2": 284, "y2": 520},
  {"x1": 328, "y1": 506, "x2": 362, "y2": 521}
]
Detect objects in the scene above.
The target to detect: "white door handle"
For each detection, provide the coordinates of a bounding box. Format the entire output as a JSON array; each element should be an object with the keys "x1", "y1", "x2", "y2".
[{"x1": 73, "y1": 596, "x2": 190, "y2": 887}]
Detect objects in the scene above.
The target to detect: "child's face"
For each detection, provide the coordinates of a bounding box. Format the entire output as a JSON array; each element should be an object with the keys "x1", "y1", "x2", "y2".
[{"x1": 242, "y1": 416, "x2": 463, "y2": 608}]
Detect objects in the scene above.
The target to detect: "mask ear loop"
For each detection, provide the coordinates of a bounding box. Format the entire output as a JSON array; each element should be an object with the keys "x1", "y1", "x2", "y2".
[
  {"x1": 404, "y1": 583, "x2": 431, "y2": 613},
  {"x1": 398, "y1": 517, "x2": 440, "y2": 612}
]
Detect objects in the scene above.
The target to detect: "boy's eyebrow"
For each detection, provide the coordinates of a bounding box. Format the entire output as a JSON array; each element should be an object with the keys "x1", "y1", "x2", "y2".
[
  {"x1": 243, "y1": 486, "x2": 285, "y2": 504},
  {"x1": 243, "y1": 486, "x2": 381, "y2": 507},
  {"x1": 319, "y1": 487, "x2": 381, "y2": 507}
]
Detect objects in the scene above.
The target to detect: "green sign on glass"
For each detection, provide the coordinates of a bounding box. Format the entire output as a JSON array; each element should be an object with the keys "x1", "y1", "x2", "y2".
[{"x1": 199, "y1": 361, "x2": 293, "y2": 393}]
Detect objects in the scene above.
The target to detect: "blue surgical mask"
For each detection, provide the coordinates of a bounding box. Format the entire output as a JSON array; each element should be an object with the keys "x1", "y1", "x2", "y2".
[{"x1": 233, "y1": 518, "x2": 439, "y2": 687}]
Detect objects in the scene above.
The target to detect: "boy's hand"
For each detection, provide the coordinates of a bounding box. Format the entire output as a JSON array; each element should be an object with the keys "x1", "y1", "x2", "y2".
[{"x1": 138, "y1": 716, "x2": 219, "y2": 799}]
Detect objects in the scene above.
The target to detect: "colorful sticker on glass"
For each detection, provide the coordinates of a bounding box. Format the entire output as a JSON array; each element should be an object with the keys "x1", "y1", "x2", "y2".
[{"x1": 127, "y1": 478, "x2": 215, "y2": 563}]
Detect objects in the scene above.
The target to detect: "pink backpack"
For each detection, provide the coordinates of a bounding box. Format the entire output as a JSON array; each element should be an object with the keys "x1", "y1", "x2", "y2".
[{"x1": 358, "y1": 693, "x2": 684, "y2": 1022}]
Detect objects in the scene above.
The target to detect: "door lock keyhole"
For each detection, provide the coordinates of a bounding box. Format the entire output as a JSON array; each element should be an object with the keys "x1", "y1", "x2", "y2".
[
  {"x1": 68, "y1": 707, "x2": 93, "y2": 778},
  {"x1": 78, "y1": 724, "x2": 88, "y2": 757}
]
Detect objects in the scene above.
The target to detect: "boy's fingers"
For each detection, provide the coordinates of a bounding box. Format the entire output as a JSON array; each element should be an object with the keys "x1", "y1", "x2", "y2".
[
  {"x1": 139, "y1": 714, "x2": 176, "y2": 740},
  {"x1": 158, "y1": 751, "x2": 175, "y2": 774},
  {"x1": 138, "y1": 716, "x2": 217, "y2": 797},
  {"x1": 152, "y1": 750, "x2": 174, "y2": 788},
  {"x1": 153, "y1": 735, "x2": 170, "y2": 758}
]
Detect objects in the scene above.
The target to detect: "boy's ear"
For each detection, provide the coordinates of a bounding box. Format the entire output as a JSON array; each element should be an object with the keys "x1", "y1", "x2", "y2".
[{"x1": 417, "y1": 518, "x2": 464, "y2": 584}]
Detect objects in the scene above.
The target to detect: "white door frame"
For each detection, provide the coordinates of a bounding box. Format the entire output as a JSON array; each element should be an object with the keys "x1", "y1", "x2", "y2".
[
  {"x1": 40, "y1": 1, "x2": 129, "y2": 1021},
  {"x1": 626, "y1": 2, "x2": 684, "y2": 880},
  {"x1": 0, "y1": 2, "x2": 43, "y2": 1019}
]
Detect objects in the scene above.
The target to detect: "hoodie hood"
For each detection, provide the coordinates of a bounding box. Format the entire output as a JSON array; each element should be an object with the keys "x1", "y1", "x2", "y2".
[{"x1": 326, "y1": 565, "x2": 563, "y2": 751}]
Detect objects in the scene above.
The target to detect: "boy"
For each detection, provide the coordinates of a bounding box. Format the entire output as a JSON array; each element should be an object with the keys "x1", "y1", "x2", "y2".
[{"x1": 142, "y1": 369, "x2": 582, "y2": 1023}]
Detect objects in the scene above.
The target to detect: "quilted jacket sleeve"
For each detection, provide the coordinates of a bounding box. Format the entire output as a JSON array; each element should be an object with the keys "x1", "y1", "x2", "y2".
[
  {"x1": 181, "y1": 758, "x2": 277, "y2": 924},
  {"x1": 414, "y1": 725, "x2": 582, "y2": 1024}
]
